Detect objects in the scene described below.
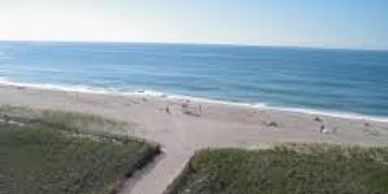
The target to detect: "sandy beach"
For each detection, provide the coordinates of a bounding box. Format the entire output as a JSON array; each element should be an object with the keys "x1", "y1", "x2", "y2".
[{"x1": 1, "y1": 84, "x2": 388, "y2": 194}]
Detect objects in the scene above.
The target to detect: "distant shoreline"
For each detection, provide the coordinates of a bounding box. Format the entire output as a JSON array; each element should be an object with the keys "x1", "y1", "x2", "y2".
[{"x1": 1, "y1": 79, "x2": 388, "y2": 123}]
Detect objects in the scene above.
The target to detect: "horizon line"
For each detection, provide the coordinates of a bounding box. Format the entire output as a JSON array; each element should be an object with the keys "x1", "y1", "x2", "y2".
[{"x1": 0, "y1": 39, "x2": 387, "y2": 52}]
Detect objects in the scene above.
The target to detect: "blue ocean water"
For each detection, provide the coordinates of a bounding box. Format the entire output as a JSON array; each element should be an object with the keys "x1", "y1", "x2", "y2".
[{"x1": 0, "y1": 41, "x2": 388, "y2": 118}]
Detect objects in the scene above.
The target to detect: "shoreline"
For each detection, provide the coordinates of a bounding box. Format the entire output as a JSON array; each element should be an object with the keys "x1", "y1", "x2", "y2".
[
  {"x1": 1, "y1": 78, "x2": 388, "y2": 123},
  {"x1": 1, "y1": 83, "x2": 388, "y2": 145}
]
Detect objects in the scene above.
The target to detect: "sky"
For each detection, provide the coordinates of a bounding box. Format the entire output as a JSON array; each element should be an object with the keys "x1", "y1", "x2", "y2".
[{"x1": 0, "y1": 0, "x2": 387, "y2": 50}]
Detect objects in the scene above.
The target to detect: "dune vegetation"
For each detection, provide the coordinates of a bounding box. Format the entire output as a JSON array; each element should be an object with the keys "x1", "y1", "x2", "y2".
[
  {"x1": 0, "y1": 106, "x2": 159, "y2": 194},
  {"x1": 168, "y1": 145, "x2": 388, "y2": 194}
]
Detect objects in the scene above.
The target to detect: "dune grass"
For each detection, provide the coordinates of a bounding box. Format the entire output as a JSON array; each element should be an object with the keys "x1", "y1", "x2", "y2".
[
  {"x1": 0, "y1": 105, "x2": 129, "y2": 135},
  {"x1": 168, "y1": 145, "x2": 388, "y2": 194},
  {"x1": 0, "y1": 106, "x2": 158, "y2": 194}
]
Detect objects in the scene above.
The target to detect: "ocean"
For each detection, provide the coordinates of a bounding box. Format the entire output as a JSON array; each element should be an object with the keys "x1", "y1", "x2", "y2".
[{"x1": 1, "y1": 41, "x2": 388, "y2": 119}]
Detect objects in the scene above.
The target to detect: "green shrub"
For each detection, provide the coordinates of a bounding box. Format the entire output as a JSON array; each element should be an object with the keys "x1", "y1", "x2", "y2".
[{"x1": 169, "y1": 145, "x2": 388, "y2": 194}]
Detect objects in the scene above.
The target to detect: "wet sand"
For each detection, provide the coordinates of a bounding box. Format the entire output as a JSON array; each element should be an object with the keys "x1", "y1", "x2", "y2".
[{"x1": 1, "y1": 84, "x2": 388, "y2": 194}]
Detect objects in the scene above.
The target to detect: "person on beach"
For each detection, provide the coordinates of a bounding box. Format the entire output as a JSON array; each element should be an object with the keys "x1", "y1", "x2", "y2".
[
  {"x1": 314, "y1": 116, "x2": 322, "y2": 123},
  {"x1": 320, "y1": 125, "x2": 325, "y2": 134}
]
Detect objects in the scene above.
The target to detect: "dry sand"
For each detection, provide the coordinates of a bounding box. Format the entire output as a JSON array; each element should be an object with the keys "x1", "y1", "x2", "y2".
[{"x1": 1, "y1": 84, "x2": 388, "y2": 194}]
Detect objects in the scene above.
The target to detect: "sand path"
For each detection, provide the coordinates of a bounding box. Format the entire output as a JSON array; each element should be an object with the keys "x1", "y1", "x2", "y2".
[{"x1": 1, "y1": 85, "x2": 388, "y2": 194}]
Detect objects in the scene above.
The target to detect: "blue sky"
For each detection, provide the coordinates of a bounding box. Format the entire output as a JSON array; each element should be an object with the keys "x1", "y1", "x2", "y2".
[{"x1": 0, "y1": 0, "x2": 387, "y2": 50}]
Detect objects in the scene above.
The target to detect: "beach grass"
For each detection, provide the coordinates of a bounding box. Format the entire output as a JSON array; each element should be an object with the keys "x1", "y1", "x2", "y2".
[
  {"x1": 0, "y1": 105, "x2": 128, "y2": 134},
  {"x1": 0, "y1": 106, "x2": 159, "y2": 194},
  {"x1": 168, "y1": 144, "x2": 388, "y2": 194}
]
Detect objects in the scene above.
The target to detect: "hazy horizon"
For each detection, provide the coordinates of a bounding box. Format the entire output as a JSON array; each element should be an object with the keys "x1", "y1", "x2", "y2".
[{"x1": 2, "y1": 40, "x2": 388, "y2": 52}]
